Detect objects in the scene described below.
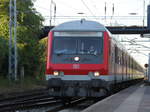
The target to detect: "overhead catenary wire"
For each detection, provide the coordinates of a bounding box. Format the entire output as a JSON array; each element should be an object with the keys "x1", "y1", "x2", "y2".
[
  {"x1": 89, "y1": 0, "x2": 102, "y2": 16},
  {"x1": 43, "y1": 16, "x2": 146, "y2": 20},
  {"x1": 80, "y1": 0, "x2": 96, "y2": 17},
  {"x1": 34, "y1": 0, "x2": 81, "y2": 17}
]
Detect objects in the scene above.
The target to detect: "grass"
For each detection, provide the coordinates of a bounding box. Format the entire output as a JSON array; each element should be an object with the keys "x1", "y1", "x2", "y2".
[
  {"x1": 0, "y1": 76, "x2": 11, "y2": 88},
  {"x1": 0, "y1": 75, "x2": 46, "y2": 94}
]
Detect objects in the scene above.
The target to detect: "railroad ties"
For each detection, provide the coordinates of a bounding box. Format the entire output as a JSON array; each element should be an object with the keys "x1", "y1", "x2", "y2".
[
  {"x1": 0, "y1": 89, "x2": 92, "y2": 112},
  {"x1": 0, "y1": 82, "x2": 149, "y2": 112},
  {"x1": 0, "y1": 88, "x2": 61, "y2": 111}
]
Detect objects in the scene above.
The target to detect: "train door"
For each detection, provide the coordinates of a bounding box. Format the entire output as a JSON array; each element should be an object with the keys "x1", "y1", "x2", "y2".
[
  {"x1": 111, "y1": 43, "x2": 115, "y2": 83},
  {"x1": 129, "y1": 57, "x2": 131, "y2": 80},
  {"x1": 121, "y1": 51, "x2": 124, "y2": 81},
  {"x1": 114, "y1": 45, "x2": 118, "y2": 83},
  {"x1": 127, "y1": 56, "x2": 129, "y2": 80},
  {"x1": 131, "y1": 59, "x2": 133, "y2": 80},
  {"x1": 108, "y1": 39, "x2": 112, "y2": 75},
  {"x1": 118, "y1": 48, "x2": 122, "y2": 82},
  {"x1": 125, "y1": 54, "x2": 128, "y2": 80}
]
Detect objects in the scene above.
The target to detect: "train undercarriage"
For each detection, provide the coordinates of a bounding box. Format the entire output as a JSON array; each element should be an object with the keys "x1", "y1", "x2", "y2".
[
  {"x1": 47, "y1": 78, "x2": 110, "y2": 97},
  {"x1": 47, "y1": 78, "x2": 143, "y2": 98}
]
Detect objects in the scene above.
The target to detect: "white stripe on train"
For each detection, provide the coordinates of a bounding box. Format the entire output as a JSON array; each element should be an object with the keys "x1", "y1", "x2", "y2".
[{"x1": 46, "y1": 74, "x2": 144, "y2": 82}]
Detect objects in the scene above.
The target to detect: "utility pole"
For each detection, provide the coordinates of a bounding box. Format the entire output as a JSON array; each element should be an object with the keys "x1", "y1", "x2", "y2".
[
  {"x1": 9, "y1": 0, "x2": 18, "y2": 81},
  {"x1": 50, "y1": 0, "x2": 52, "y2": 26},
  {"x1": 50, "y1": 0, "x2": 56, "y2": 26},
  {"x1": 104, "y1": 2, "x2": 107, "y2": 22},
  {"x1": 143, "y1": 0, "x2": 145, "y2": 26}
]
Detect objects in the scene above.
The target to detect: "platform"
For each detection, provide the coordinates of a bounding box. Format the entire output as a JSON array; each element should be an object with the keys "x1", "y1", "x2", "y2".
[{"x1": 82, "y1": 83, "x2": 150, "y2": 112}]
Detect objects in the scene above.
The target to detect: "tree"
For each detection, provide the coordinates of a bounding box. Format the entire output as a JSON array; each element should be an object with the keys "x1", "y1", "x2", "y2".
[
  {"x1": 16, "y1": 0, "x2": 44, "y2": 77},
  {"x1": 37, "y1": 37, "x2": 48, "y2": 80},
  {"x1": 0, "y1": 37, "x2": 8, "y2": 75},
  {"x1": 0, "y1": 0, "x2": 9, "y2": 75},
  {"x1": 0, "y1": 0, "x2": 44, "y2": 78}
]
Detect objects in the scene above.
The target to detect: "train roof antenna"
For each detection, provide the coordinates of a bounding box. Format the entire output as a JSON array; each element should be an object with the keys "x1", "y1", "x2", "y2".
[{"x1": 80, "y1": 19, "x2": 86, "y2": 24}]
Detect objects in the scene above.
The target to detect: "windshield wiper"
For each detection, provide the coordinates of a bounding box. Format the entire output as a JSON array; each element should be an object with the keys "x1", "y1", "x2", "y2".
[
  {"x1": 56, "y1": 52, "x2": 64, "y2": 56},
  {"x1": 90, "y1": 53, "x2": 98, "y2": 56},
  {"x1": 55, "y1": 50, "x2": 67, "y2": 56},
  {"x1": 87, "y1": 50, "x2": 98, "y2": 56}
]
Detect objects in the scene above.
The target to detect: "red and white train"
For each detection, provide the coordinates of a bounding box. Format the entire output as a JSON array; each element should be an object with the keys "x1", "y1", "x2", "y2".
[{"x1": 46, "y1": 20, "x2": 144, "y2": 97}]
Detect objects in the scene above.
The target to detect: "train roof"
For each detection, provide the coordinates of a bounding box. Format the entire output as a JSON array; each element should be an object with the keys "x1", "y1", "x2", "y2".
[{"x1": 51, "y1": 20, "x2": 107, "y2": 32}]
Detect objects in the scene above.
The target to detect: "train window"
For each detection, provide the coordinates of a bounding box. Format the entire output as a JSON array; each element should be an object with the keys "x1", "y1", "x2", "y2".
[
  {"x1": 115, "y1": 46, "x2": 118, "y2": 63},
  {"x1": 78, "y1": 38, "x2": 103, "y2": 55},
  {"x1": 53, "y1": 37, "x2": 103, "y2": 55},
  {"x1": 122, "y1": 53, "x2": 124, "y2": 65},
  {"x1": 109, "y1": 41, "x2": 111, "y2": 57},
  {"x1": 129, "y1": 58, "x2": 130, "y2": 68},
  {"x1": 118, "y1": 49, "x2": 121, "y2": 65},
  {"x1": 133, "y1": 61, "x2": 135, "y2": 69},
  {"x1": 53, "y1": 38, "x2": 77, "y2": 55},
  {"x1": 52, "y1": 32, "x2": 104, "y2": 64}
]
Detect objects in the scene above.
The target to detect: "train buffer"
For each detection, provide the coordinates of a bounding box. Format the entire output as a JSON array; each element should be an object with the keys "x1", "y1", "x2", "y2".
[{"x1": 82, "y1": 83, "x2": 150, "y2": 112}]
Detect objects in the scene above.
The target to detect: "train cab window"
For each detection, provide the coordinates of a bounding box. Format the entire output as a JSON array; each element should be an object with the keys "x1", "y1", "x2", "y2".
[
  {"x1": 78, "y1": 38, "x2": 103, "y2": 55},
  {"x1": 53, "y1": 32, "x2": 103, "y2": 55},
  {"x1": 52, "y1": 31, "x2": 104, "y2": 64},
  {"x1": 53, "y1": 38, "x2": 77, "y2": 55}
]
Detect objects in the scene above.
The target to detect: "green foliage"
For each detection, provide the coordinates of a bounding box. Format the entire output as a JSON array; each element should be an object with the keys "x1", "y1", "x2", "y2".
[
  {"x1": 0, "y1": 0, "x2": 9, "y2": 17},
  {"x1": 0, "y1": 0, "x2": 44, "y2": 78},
  {"x1": 0, "y1": 75, "x2": 46, "y2": 92},
  {"x1": 0, "y1": 17, "x2": 9, "y2": 39},
  {"x1": 0, "y1": 0, "x2": 10, "y2": 75},
  {"x1": 36, "y1": 37, "x2": 48, "y2": 80},
  {"x1": 0, "y1": 37, "x2": 8, "y2": 75}
]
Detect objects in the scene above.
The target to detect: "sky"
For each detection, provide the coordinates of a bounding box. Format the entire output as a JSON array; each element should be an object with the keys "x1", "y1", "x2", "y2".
[{"x1": 34, "y1": 0, "x2": 150, "y2": 67}]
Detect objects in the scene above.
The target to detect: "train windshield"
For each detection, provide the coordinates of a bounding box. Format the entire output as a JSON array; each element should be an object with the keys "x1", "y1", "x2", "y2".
[{"x1": 53, "y1": 32, "x2": 103, "y2": 55}]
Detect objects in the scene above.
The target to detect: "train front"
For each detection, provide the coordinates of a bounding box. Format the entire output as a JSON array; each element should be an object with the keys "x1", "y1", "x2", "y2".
[{"x1": 46, "y1": 20, "x2": 109, "y2": 97}]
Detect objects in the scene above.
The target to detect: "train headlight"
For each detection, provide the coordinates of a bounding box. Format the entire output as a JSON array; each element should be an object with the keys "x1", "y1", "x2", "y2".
[
  {"x1": 94, "y1": 72, "x2": 100, "y2": 77},
  {"x1": 74, "y1": 56, "x2": 80, "y2": 61},
  {"x1": 53, "y1": 71, "x2": 59, "y2": 76}
]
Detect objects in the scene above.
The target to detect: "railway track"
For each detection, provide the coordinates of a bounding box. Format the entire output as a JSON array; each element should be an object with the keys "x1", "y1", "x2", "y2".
[
  {"x1": 0, "y1": 95, "x2": 87, "y2": 112},
  {"x1": 0, "y1": 88, "x2": 90, "y2": 112},
  {"x1": 0, "y1": 89, "x2": 49, "y2": 104},
  {"x1": 0, "y1": 88, "x2": 47, "y2": 101},
  {"x1": 46, "y1": 97, "x2": 106, "y2": 112},
  {"x1": 0, "y1": 81, "x2": 139, "y2": 112},
  {"x1": 0, "y1": 98, "x2": 62, "y2": 112},
  {"x1": 0, "y1": 90, "x2": 95, "y2": 112},
  {"x1": 0, "y1": 88, "x2": 54, "y2": 111}
]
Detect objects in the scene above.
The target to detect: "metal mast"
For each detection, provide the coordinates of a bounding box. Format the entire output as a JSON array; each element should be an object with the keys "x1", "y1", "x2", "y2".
[
  {"x1": 50, "y1": 0, "x2": 56, "y2": 26},
  {"x1": 50, "y1": 0, "x2": 52, "y2": 26},
  {"x1": 9, "y1": 0, "x2": 17, "y2": 81}
]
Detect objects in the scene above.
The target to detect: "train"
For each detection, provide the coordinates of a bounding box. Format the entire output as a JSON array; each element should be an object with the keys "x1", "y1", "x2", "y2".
[{"x1": 45, "y1": 20, "x2": 145, "y2": 97}]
